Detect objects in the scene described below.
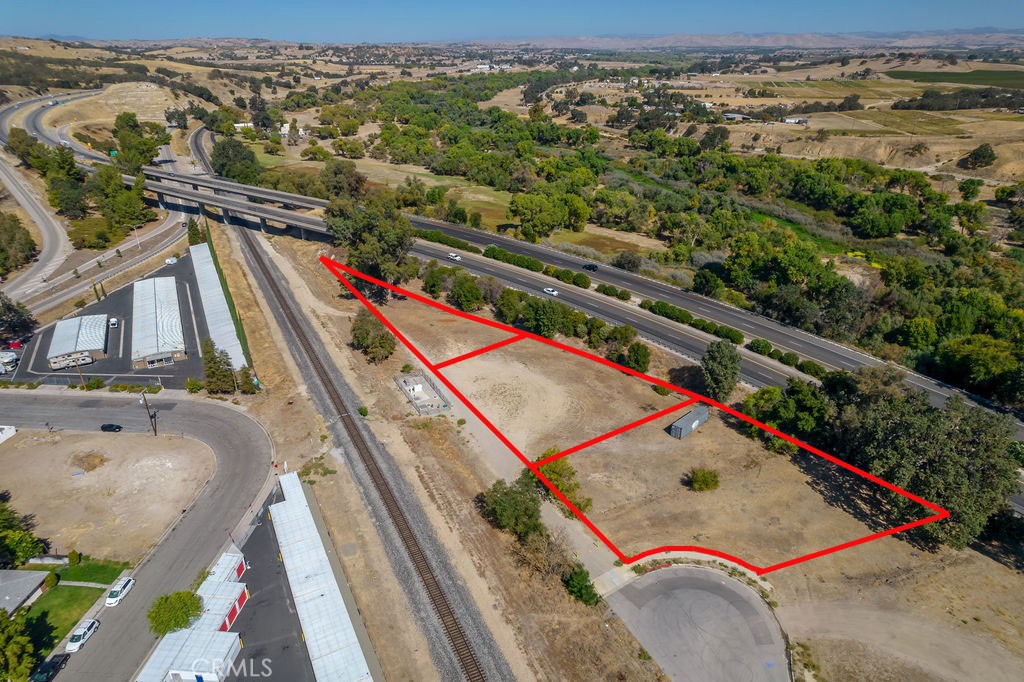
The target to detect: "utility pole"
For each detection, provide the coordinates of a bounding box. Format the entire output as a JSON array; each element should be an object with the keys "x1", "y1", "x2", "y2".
[
  {"x1": 75, "y1": 362, "x2": 86, "y2": 389},
  {"x1": 139, "y1": 391, "x2": 157, "y2": 436}
]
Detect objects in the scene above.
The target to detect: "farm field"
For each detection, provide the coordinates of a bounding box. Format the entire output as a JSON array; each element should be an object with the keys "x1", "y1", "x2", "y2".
[{"x1": 887, "y1": 69, "x2": 1024, "y2": 88}]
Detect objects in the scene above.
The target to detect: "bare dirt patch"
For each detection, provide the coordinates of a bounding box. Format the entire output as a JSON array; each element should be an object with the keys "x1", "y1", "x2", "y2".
[
  {"x1": 42, "y1": 82, "x2": 179, "y2": 128},
  {"x1": 0, "y1": 430, "x2": 214, "y2": 561}
]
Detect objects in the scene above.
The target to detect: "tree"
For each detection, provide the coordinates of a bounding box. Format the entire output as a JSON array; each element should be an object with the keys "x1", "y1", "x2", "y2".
[
  {"x1": 209, "y1": 138, "x2": 263, "y2": 184},
  {"x1": 0, "y1": 292, "x2": 35, "y2": 340},
  {"x1": 959, "y1": 143, "x2": 996, "y2": 170},
  {"x1": 350, "y1": 308, "x2": 396, "y2": 363},
  {"x1": 611, "y1": 251, "x2": 642, "y2": 272},
  {"x1": 700, "y1": 340, "x2": 741, "y2": 402},
  {"x1": 0, "y1": 213, "x2": 36, "y2": 278},
  {"x1": 0, "y1": 609, "x2": 36, "y2": 682},
  {"x1": 447, "y1": 275, "x2": 484, "y2": 312},
  {"x1": 0, "y1": 530, "x2": 43, "y2": 566},
  {"x1": 693, "y1": 269, "x2": 724, "y2": 297},
  {"x1": 147, "y1": 591, "x2": 202, "y2": 636},
  {"x1": 958, "y1": 178, "x2": 984, "y2": 202},
  {"x1": 621, "y1": 341, "x2": 651, "y2": 373},
  {"x1": 481, "y1": 476, "x2": 543, "y2": 540},
  {"x1": 201, "y1": 337, "x2": 236, "y2": 394},
  {"x1": 326, "y1": 191, "x2": 415, "y2": 291},
  {"x1": 237, "y1": 367, "x2": 257, "y2": 394},
  {"x1": 186, "y1": 218, "x2": 204, "y2": 246},
  {"x1": 528, "y1": 451, "x2": 592, "y2": 514}
]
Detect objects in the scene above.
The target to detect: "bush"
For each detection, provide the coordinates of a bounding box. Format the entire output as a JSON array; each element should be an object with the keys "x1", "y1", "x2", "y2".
[
  {"x1": 68, "y1": 549, "x2": 80, "y2": 566},
  {"x1": 798, "y1": 360, "x2": 827, "y2": 379},
  {"x1": 780, "y1": 352, "x2": 800, "y2": 367},
  {"x1": 350, "y1": 308, "x2": 397, "y2": 363},
  {"x1": 401, "y1": 363, "x2": 414, "y2": 374},
  {"x1": 615, "y1": 288, "x2": 631, "y2": 301},
  {"x1": 652, "y1": 384, "x2": 672, "y2": 396},
  {"x1": 571, "y1": 272, "x2": 591, "y2": 288},
  {"x1": 555, "y1": 268, "x2": 575, "y2": 284},
  {"x1": 84, "y1": 377, "x2": 105, "y2": 391},
  {"x1": 611, "y1": 251, "x2": 642, "y2": 272},
  {"x1": 481, "y1": 476, "x2": 543, "y2": 540},
  {"x1": 483, "y1": 245, "x2": 544, "y2": 272},
  {"x1": 413, "y1": 229, "x2": 482, "y2": 254},
  {"x1": 357, "y1": 406, "x2": 369, "y2": 417},
  {"x1": 747, "y1": 338, "x2": 774, "y2": 355},
  {"x1": 184, "y1": 377, "x2": 204, "y2": 394},
  {"x1": 713, "y1": 325, "x2": 744, "y2": 344},
  {"x1": 562, "y1": 564, "x2": 600, "y2": 605},
  {"x1": 648, "y1": 300, "x2": 693, "y2": 325},
  {"x1": 687, "y1": 467, "x2": 720, "y2": 491},
  {"x1": 769, "y1": 348, "x2": 784, "y2": 361},
  {"x1": 43, "y1": 571, "x2": 59, "y2": 590}
]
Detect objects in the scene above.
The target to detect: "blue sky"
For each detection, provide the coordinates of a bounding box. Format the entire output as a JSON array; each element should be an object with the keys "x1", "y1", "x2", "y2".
[{"x1": 5, "y1": 1, "x2": 1024, "y2": 42}]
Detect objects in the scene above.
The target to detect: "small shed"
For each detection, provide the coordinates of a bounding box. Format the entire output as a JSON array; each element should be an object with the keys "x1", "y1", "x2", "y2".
[{"x1": 669, "y1": 405, "x2": 710, "y2": 440}]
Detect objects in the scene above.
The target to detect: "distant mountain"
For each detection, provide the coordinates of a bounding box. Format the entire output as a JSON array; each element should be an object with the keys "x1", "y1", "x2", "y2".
[
  {"x1": 37, "y1": 34, "x2": 89, "y2": 41},
  {"x1": 503, "y1": 28, "x2": 1024, "y2": 50}
]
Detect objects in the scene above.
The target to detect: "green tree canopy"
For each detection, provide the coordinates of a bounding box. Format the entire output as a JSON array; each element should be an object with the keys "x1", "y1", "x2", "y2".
[
  {"x1": 147, "y1": 591, "x2": 202, "y2": 636},
  {"x1": 481, "y1": 476, "x2": 544, "y2": 540},
  {"x1": 700, "y1": 340, "x2": 741, "y2": 402},
  {"x1": 0, "y1": 609, "x2": 36, "y2": 682}
]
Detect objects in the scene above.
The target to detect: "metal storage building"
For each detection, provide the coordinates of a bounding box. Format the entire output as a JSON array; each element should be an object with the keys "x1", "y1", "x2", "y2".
[
  {"x1": 271, "y1": 473, "x2": 378, "y2": 681},
  {"x1": 189, "y1": 243, "x2": 246, "y2": 369},
  {"x1": 46, "y1": 315, "x2": 108, "y2": 369},
  {"x1": 135, "y1": 548, "x2": 248, "y2": 682},
  {"x1": 131, "y1": 277, "x2": 186, "y2": 369},
  {"x1": 669, "y1": 405, "x2": 710, "y2": 440}
]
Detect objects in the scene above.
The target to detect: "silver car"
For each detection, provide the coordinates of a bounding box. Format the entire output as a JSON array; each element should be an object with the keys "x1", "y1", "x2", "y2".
[
  {"x1": 105, "y1": 577, "x2": 135, "y2": 607},
  {"x1": 66, "y1": 619, "x2": 99, "y2": 653}
]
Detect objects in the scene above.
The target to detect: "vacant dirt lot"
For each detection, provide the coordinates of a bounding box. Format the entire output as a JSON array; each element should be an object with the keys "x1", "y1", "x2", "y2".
[
  {"x1": 42, "y1": 82, "x2": 179, "y2": 128},
  {"x1": 0, "y1": 430, "x2": 214, "y2": 560}
]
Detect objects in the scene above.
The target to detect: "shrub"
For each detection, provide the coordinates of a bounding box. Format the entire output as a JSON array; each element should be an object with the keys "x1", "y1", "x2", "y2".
[
  {"x1": 652, "y1": 384, "x2": 672, "y2": 396},
  {"x1": 84, "y1": 377, "x2": 105, "y2": 391},
  {"x1": 357, "y1": 406, "x2": 369, "y2": 417},
  {"x1": 413, "y1": 229, "x2": 482, "y2": 254},
  {"x1": 780, "y1": 352, "x2": 800, "y2": 367},
  {"x1": 68, "y1": 549, "x2": 81, "y2": 566},
  {"x1": 350, "y1": 308, "x2": 396, "y2": 363},
  {"x1": 615, "y1": 288, "x2": 631, "y2": 301},
  {"x1": 769, "y1": 349, "x2": 784, "y2": 361},
  {"x1": 687, "y1": 467, "x2": 720, "y2": 491},
  {"x1": 798, "y1": 360, "x2": 827, "y2": 379},
  {"x1": 562, "y1": 564, "x2": 600, "y2": 605},
  {"x1": 483, "y1": 245, "x2": 544, "y2": 272},
  {"x1": 747, "y1": 338, "x2": 774, "y2": 355},
  {"x1": 43, "y1": 571, "x2": 59, "y2": 590},
  {"x1": 556, "y1": 268, "x2": 575, "y2": 284},
  {"x1": 457, "y1": 418, "x2": 466, "y2": 426},
  {"x1": 184, "y1": 377, "x2": 204, "y2": 394},
  {"x1": 481, "y1": 476, "x2": 543, "y2": 540},
  {"x1": 73, "y1": 299, "x2": 87, "y2": 309},
  {"x1": 571, "y1": 272, "x2": 591, "y2": 288},
  {"x1": 713, "y1": 325, "x2": 744, "y2": 344},
  {"x1": 401, "y1": 363, "x2": 414, "y2": 374},
  {"x1": 148, "y1": 591, "x2": 203, "y2": 636}
]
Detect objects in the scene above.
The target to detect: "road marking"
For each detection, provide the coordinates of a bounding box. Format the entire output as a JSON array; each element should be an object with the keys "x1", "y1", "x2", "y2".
[{"x1": 119, "y1": 318, "x2": 125, "y2": 358}]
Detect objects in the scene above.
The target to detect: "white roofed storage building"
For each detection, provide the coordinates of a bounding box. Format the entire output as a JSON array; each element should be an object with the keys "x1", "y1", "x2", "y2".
[
  {"x1": 46, "y1": 315, "x2": 108, "y2": 369},
  {"x1": 131, "y1": 277, "x2": 186, "y2": 369},
  {"x1": 189, "y1": 243, "x2": 246, "y2": 369}
]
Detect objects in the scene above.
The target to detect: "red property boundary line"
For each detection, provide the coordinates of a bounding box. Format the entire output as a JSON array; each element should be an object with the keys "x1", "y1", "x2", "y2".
[
  {"x1": 434, "y1": 333, "x2": 526, "y2": 369},
  {"x1": 322, "y1": 256, "x2": 950, "y2": 576}
]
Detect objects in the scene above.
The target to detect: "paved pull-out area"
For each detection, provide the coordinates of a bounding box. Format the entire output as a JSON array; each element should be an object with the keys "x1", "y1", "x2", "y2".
[{"x1": 604, "y1": 566, "x2": 789, "y2": 682}]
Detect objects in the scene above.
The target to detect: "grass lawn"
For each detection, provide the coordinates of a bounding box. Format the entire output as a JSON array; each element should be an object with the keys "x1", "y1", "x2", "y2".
[
  {"x1": 550, "y1": 228, "x2": 652, "y2": 254},
  {"x1": 25, "y1": 586, "x2": 104, "y2": 656},
  {"x1": 886, "y1": 70, "x2": 1024, "y2": 89}
]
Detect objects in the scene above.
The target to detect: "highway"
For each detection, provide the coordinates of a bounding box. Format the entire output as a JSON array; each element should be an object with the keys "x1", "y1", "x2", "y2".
[{"x1": 0, "y1": 391, "x2": 272, "y2": 682}]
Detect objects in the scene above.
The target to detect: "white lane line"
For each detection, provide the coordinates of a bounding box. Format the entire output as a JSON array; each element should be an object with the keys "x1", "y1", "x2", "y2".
[{"x1": 184, "y1": 281, "x2": 203, "y2": 358}]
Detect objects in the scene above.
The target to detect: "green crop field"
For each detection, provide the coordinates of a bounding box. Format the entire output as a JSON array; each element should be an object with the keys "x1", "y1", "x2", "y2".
[
  {"x1": 886, "y1": 70, "x2": 1024, "y2": 89},
  {"x1": 844, "y1": 109, "x2": 967, "y2": 136}
]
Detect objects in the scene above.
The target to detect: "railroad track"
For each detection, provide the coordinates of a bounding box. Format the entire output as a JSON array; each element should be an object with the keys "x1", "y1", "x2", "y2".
[{"x1": 235, "y1": 226, "x2": 487, "y2": 682}]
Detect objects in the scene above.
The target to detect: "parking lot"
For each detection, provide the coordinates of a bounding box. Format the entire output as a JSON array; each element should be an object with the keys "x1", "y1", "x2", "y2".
[{"x1": 8, "y1": 257, "x2": 207, "y2": 389}]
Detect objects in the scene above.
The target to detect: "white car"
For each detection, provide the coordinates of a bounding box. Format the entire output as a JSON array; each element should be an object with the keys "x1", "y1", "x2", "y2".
[
  {"x1": 105, "y1": 577, "x2": 135, "y2": 606},
  {"x1": 165, "y1": 257, "x2": 178, "y2": 265},
  {"x1": 65, "y1": 619, "x2": 99, "y2": 653},
  {"x1": 447, "y1": 253, "x2": 462, "y2": 262},
  {"x1": 543, "y1": 287, "x2": 559, "y2": 297}
]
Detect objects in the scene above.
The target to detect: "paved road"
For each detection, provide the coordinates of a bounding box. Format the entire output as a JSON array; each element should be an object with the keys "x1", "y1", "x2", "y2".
[
  {"x1": 0, "y1": 156, "x2": 73, "y2": 299},
  {"x1": 411, "y1": 241, "x2": 802, "y2": 388},
  {"x1": 605, "y1": 566, "x2": 789, "y2": 682},
  {"x1": 0, "y1": 391, "x2": 272, "y2": 681}
]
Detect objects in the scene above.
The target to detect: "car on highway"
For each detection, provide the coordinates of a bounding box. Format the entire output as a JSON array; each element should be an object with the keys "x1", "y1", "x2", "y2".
[
  {"x1": 100, "y1": 424, "x2": 123, "y2": 433},
  {"x1": 543, "y1": 287, "x2": 559, "y2": 296},
  {"x1": 447, "y1": 253, "x2": 462, "y2": 262},
  {"x1": 65, "y1": 619, "x2": 99, "y2": 653},
  {"x1": 105, "y1": 576, "x2": 135, "y2": 606},
  {"x1": 30, "y1": 654, "x2": 69, "y2": 681},
  {"x1": 583, "y1": 263, "x2": 599, "y2": 272}
]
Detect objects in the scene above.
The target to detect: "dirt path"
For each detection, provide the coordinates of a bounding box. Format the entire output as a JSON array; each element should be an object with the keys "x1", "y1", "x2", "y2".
[{"x1": 776, "y1": 601, "x2": 1021, "y2": 682}]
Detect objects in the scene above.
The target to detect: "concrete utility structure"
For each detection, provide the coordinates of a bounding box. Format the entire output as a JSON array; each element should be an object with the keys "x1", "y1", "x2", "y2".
[
  {"x1": 46, "y1": 315, "x2": 108, "y2": 369},
  {"x1": 669, "y1": 405, "x2": 710, "y2": 440},
  {"x1": 135, "y1": 549, "x2": 249, "y2": 682},
  {"x1": 131, "y1": 277, "x2": 186, "y2": 369},
  {"x1": 271, "y1": 472, "x2": 379, "y2": 681},
  {"x1": 189, "y1": 243, "x2": 246, "y2": 369}
]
